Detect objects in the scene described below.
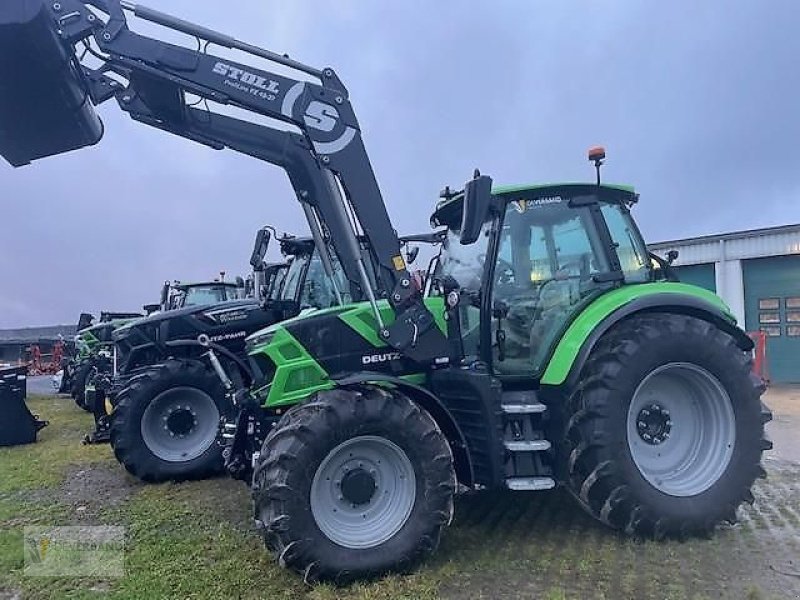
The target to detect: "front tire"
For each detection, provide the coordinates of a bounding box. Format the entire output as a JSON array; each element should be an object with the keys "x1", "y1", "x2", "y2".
[
  {"x1": 565, "y1": 313, "x2": 771, "y2": 538},
  {"x1": 252, "y1": 386, "x2": 456, "y2": 582},
  {"x1": 70, "y1": 362, "x2": 93, "y2": 412},
  {"x1": 110, "y1": 359, "x2": 229, "y2": 482}
]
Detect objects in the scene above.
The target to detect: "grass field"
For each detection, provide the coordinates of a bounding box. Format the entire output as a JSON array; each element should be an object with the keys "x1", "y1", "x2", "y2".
[{"x1": 1, "y1": 394, "x2": 799, "y2": 600}]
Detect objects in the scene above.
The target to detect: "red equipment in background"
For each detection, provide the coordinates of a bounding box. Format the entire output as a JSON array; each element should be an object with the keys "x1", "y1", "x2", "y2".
[
  {"x1": 747, "y1": 331, "x2": 769, "y2": 385},
  {"x1": 52, "y1": 339, "x2": 64, "y2": 369},
  {"x1": 24, "y1": 340, "x2": 64, "y2": 376}
]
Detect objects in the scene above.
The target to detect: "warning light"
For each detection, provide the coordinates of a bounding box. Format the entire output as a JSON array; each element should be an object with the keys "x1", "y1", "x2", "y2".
[
  {"x1": 588, "y1": 146, "x2": 606, "y2": 185},
  {"x1": 588, "y1": 146, "x2": 606, "y2": 163}
]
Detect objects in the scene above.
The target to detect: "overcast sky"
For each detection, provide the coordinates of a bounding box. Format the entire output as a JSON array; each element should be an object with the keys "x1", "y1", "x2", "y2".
[{"x1": 2, "y1": 0, "x2": 799, "y2": 328}]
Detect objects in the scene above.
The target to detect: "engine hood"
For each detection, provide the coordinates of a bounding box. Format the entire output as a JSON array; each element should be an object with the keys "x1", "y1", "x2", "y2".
[{"x1": 125, "y1": 299, "x2": 257, "y2": 327}]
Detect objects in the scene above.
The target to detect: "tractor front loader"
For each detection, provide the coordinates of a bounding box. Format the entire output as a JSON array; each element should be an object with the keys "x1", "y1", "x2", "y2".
[{"x1": 0, "y1": 0, "x2": 771, "y2": 584}]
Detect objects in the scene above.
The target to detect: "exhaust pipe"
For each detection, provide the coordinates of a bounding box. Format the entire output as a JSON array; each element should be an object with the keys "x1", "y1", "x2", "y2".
[{"x1": 0, "y1": 1, "x2": 103, "y2": 166}]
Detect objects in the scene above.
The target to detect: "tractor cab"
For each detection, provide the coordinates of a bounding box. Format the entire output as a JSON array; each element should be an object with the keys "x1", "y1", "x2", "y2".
[
  {"x1": 165, "y1": 281, "x2": 243, "y2": 311},
  {"x1": 432, "y1": 180, "x2": 650, "y2": 379},
  {"x1": 273, "y1": 237, "x2": 350, "y2": 312}
]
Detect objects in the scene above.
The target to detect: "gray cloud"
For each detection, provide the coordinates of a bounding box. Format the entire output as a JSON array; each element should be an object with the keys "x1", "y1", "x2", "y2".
[{"x1": 2, "y1": 0, "x2": 798, "y2": 327}]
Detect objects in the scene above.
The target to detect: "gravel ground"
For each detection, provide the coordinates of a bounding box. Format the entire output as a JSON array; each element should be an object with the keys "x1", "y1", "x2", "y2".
[
  {"x1": 25, "y1": 375, "x2": 59, "y2": 397},
  {"x1": 764, "y1": 385, "x2": 800, "y2": 464},
  {"x1": 6, "y1": 380, "x2": 798, "y2": 599}
]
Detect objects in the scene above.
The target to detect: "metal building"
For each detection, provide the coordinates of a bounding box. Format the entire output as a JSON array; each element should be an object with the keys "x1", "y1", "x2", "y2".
[
  {"x1": 650, "y1": 224, "x2": 800, "y2": 383},
  {"x1": 0, "y1": 325, "x2": 76, "y2": 365}
]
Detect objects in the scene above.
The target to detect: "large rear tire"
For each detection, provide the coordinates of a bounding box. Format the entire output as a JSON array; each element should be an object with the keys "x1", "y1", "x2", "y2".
[
  {"x1": 565, "y1": 313, "x2": 771, "y2": 538},
  {"x1": 110, "y1": 359, "x2": 229, "y2": 482},
  {"x1": 252, "y1": 386, "x2": 456, "y2": 582}
]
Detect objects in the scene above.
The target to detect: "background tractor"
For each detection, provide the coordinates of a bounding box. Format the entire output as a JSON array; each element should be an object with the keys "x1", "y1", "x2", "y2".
[
  {"x1": 68, "y1": 279, "x2": 246, "y2": 411},
  {"x1": 68, "y1": 311, "x2": 143, "y2": 409},
  {"x1": 0, "y1": 0, "x2": 771, "y2": 583},
  {"x1": 99, "y1": 232, "x2": 345, "y2": 480},
  {"x1": 145, "y1": 278, "x2": 247, "y2": 315}
]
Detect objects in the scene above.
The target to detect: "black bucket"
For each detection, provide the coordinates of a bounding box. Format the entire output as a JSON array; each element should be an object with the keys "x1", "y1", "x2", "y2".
[
  {"x1": 0, "y1": 0, "x2": 103, "y2": 167},
  {"x1": 0, "y1": 366, "x2": 48, "y2": 446}
]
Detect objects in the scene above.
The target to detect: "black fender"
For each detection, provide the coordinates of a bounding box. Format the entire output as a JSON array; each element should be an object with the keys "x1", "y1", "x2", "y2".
[
  {"x1": 564, "y1": 293, "x2": 754, "y2": 388},
  {"x1": 333, "y1": 371, "x2": 474, "y2": 487}
]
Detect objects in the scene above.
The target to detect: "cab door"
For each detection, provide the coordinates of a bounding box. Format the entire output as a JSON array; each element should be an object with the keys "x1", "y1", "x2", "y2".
[{"x1": 491, "y1": 199, "x2": 611, "y2": 378}]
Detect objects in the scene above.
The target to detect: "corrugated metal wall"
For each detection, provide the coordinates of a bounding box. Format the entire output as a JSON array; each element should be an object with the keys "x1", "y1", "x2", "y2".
[
  {"x1": 649, "y1": 225, "x2": 800, "y2": 383},
  {"x1": 650, "y1": 225, "x2": 800, "y2": 267}
]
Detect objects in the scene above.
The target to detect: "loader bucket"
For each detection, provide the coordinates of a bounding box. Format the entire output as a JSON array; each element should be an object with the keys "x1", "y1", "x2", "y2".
[{"x1": 0, "y1": 0, "x2": 103, "y2": 167}]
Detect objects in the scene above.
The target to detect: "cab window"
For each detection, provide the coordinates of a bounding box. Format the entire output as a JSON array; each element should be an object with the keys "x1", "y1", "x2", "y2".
[
  {"x1": 492, "y1": 199, "x2": 609, "y2": 377},
  {"x1": 601, "y1": 203, "x2": 650, "y2": 283}
]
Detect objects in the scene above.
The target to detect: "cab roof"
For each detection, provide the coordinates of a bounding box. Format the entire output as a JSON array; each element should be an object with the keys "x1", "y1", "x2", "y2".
[
  {"x1": 174, "y1": 281, "x2": 238, "y2": 291},
  {"x1": 432, "y1": 182, "x2": 637, "y2": 228}
]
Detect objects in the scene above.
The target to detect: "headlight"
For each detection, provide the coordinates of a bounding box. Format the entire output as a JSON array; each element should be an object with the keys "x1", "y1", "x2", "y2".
[{"x1": 246, "y1": 331, "x2": 274, "y2": 352}]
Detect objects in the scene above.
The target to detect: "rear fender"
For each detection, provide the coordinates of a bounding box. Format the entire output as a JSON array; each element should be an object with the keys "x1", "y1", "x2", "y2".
[{"x1": 543, "y1": 291, "x2": 753, "y2": 388}]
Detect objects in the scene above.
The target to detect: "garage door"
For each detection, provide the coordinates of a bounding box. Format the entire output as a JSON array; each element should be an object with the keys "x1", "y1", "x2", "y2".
[
  {"x1": 674, "y1": 263, "x2": 716, "y2": 293},
  {"x1": 742, "y1": 255, "x2": 800, "y2": 383}
]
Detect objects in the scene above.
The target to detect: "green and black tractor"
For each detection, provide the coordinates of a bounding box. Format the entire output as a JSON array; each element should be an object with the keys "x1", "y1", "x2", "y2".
[
  {"x1": 0, "y1": 1, "x2": 771, "y2": 583},
  {"x1": 223, "y1": 157, "x2": 771, "y2": 581},
  {"x1": 68, "y1": 311, "x2": 143, "y2": 409}
]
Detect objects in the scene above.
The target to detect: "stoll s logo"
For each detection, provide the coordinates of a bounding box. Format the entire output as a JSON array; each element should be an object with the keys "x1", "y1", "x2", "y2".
[
  {"x1": 212, "y1": 61, "x2": 280, "y2": 100},
  {"x1": 362, "y1": 351, "x2": 402, "y2": 366}
]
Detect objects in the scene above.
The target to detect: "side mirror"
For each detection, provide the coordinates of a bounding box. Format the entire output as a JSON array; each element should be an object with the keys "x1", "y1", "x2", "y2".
[
  {"x1": 77, "y1": 313, "x2": 94, "y2": 330},
  {"x1": 143, "y1": 303, "x2": 161, "y2": 315},
  {"x1": 160, "y1": 282, "x2": 170, "y2": 306},
  {"x1": 250, "y1": 228, "x2": 272, "y2": 269},
  {"x1": 666, "y1": 250, "x2": 679, "y2": 265},
  {"x1": 406, "y1": 245, "x2": 420, "y2": 265},
  {"x1": 460, "y1": 171, "x2": 493, "y2": 245}
]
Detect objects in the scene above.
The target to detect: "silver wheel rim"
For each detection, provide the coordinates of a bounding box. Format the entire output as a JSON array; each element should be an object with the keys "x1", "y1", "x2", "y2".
[
  {"x1": 140, "y1": 387, "x2": 219, "y2": 462},
  {"x1": 627, "y1": 362, "x2": 736, "y2": 497},
  {"x1": 310, "y1": 435, "x2": 416, "y2": 549}
]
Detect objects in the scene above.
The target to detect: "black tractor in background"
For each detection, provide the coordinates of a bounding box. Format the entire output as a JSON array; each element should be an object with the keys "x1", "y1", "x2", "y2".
[{"x1": 88, "y1": 233, "x2": 334, "y2": 482}]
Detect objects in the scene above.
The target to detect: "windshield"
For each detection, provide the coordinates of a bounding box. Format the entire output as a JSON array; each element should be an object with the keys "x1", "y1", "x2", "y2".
[
  {"x1": 301, "y1": 253, "x2": 349, "y2": 309},
  {"x1": 275, "y1": 252, "x2": 347, "y2": 309},
  {"x1": 437, "y1": 225, "x2": 491, "y2": 293},
  {"x1": 175, "y1": 285, "x2": 234, "y2": 308},
  {"x1": 266, "y1": 267, "x2": 289, "y2": 301},
  {"x1": 436, "y1": 224, "x2": 491, "y2": 357},
  {"x1": 280, "y1": 255, "x2": 310, "y2": 302}
]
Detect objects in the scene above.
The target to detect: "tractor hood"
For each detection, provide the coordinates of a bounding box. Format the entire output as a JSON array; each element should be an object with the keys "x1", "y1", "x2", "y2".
[
  {"x1": 246, "y1": 298, "x2": 447, "y2": 351},
  {"x1": 113, "y1": 299, "x2": 258, "y2": 338}
]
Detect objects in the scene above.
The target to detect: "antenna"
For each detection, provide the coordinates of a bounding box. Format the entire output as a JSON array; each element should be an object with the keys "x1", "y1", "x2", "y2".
[{"x1": 588, "y1": 145, "x2": 606, "y2": 185}]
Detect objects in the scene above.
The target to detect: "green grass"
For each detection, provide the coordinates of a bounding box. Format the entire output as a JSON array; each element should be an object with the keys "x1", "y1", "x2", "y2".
[{"x1": 0, "y1": 396, "x2": 796, "y2": 599}]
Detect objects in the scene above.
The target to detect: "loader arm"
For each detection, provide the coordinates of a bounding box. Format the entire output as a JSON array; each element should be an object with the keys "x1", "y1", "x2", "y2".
[{"x1": 0, "y1": 0, "x2": 449, "y2": 362}]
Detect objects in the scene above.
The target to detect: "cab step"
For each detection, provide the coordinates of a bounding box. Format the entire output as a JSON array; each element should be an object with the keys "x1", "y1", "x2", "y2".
[
  {"x1": 505, "y1": 476, "x2": 556, "y2": 491},
  {"x1": 504, "y1": 439, "x2": 551, "y2": 452}
]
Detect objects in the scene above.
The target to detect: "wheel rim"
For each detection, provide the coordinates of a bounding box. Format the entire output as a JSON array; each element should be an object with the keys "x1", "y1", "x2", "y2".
[
  {"x1": 140, "y1": 387, "x2": 220, "y2": 462},
  {"x1": 310, "y1": 435, "x2": 416, "y2": 549},
  {"x1": 627, "y1": 362, "x2": 736, "y2": 497}
]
